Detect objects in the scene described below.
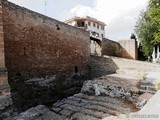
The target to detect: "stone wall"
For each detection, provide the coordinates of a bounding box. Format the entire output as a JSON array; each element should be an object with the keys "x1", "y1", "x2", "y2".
[
  {"x1": 119, "y1": 39, "x2": 138, "y2": 60},
  {"x1": 0, "y1": 0, "x2": 12, "y2": 116},
  {"x1": 89, "y1": 55, "x2": 119, "y2": 79},
  {"x1": 1, "y1": 0, "x2": 90, "y2": 112},
  {"x1": 102, "y1": 38, "x2": 138, "y2": 60},
  {"x1": 3, "y1": 1, "x2": 90, "y2": 79},
  {"x1": 108, "y1": 56, "x2": 160, "y2": 72},
  {"x1": 90, "y1": 55, "x2": 160, "y2": 79},
  {"x1": 102, "y1": 38, "x2": 125, "y2": 57}
]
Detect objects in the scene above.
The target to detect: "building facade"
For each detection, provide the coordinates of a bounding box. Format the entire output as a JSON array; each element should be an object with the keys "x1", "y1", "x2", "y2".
[{"x1": 64, "y1": 16, "x2": 106, "y2": 55}]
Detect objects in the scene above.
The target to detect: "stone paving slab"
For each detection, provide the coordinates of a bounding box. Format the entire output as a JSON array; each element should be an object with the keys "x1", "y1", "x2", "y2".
[{"x1": 140, "y1": 72, "x2": 160, "y2": 93}]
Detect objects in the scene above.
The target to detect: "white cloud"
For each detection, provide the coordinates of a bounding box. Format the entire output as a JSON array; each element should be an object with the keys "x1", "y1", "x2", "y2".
[{"x1": 60, "y1": 5, "x2": 96, "y2": 21}]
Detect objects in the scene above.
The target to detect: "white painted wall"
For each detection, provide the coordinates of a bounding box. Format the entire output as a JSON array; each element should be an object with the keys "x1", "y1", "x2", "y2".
[
  {"x1": 67, "y1": 21, "x2": 77, "y2": 27},
  {"x1": 90, "y1": 40, "x2": 96, "y2": 54},
  {"x1": 85, "y1": 21, "x2": 105, "y2": 36}
]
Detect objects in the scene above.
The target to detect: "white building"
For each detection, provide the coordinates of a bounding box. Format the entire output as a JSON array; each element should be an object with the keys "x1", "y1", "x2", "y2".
[{"x1": 64, "y1": 16, "x2": 106, "y2": 55}]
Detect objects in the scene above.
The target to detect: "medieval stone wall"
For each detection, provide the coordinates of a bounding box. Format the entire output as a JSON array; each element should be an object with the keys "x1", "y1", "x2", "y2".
[
  {"x1": 0, "y1": 0, "x2": 90, "y2": 112},
  {"x1": 119, "y1": 39, "x2": 138, "y2": 60},
  {"x1": 102, "y1": 38, "x2": 138, "y2": 59},
  {"x1": 2, "y1": 1, "x2": 90, "y2": 79},
  {"x1": 110, "y1": 56, "x2": 160, "y2": 72}
]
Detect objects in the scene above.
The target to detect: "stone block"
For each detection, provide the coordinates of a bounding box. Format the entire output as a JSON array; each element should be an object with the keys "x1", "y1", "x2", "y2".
[
  {"x1": 71, "y1": 113, "x2": 98, "y2": 120},
  {"x1": 59, "y1": 109, "x2": 73, "y2": 117}
]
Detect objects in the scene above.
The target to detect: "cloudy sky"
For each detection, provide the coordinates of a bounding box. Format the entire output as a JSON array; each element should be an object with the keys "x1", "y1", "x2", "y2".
[{"x1": 8, "y1": 0, "x2": 149, "y2": 41}]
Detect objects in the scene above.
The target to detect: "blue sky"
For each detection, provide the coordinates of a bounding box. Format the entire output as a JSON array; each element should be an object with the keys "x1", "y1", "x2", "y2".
[{"x1": 8, "y1": 0, "x2": 149, "y2": 41}]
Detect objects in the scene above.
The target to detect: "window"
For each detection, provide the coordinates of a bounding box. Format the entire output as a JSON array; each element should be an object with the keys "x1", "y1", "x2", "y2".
[
  {"x1": 93, "y1": 23, "x2": 96, "y2": 27},
  {"x1": 101, "y1": 34, "x2": 103, "y2": 38},
  {"x1": 97, "y1": 25, "x2": 99, "y2": 29},
  {"x1": 74, "y1": 66, "x2": 79, "y2": 73},
  {"x1": 97, "y1": 33, "x2": 99, "y2": 37},
  {"x1": 77, "y1": 21, "x2": 85, "y2": 27},
  {"x1": 88, "y1": 21, "x2": 91, "y2": 26},
  {"x1": 101, "y1": 26, "x2": 104, "y2": 30}
]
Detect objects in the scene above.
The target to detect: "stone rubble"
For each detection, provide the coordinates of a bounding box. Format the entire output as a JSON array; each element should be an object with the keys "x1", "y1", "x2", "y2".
[
  {"x1": 6, "y1": 92, "x2": 139, "y2": 120},
  {"x1": 4, "y1": 68, "x2": 159, "y2": 120}
]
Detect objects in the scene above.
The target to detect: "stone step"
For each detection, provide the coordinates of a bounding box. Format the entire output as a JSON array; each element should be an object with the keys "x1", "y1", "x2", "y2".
[
  {"x1": 73, "y1": 93, "x2": 133, "y2": 109},
  {"x1": 52, "y1": 93, "x2": 138, "y2": 119},
  {"x1": 60, "y1": 98, "x2": 120, "y2": 115},
  {"x1": 71, "y1": 113, "x2": 98, "y2": 120},
  {"x1": 58, "y1": 103, "x2": 110, "y2": 119},
  {"x1": 9, "y1": 105, "x2": 69, "y2": 120}
]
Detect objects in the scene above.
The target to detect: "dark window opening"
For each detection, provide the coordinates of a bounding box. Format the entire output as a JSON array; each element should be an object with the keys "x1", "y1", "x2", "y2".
[
  {"x1": 97, "y1": 25, "x2": 99, "y2": 29},
  {"x1": 24, "y1": 47, "x2": 26, "y2": 55},
  {"x1": 56, "y1": 25, "x2": 60, "y2": 30},
  {"x1": 74, "y1": 66, "x2": 79, "y2": 73},
  {"x1": 88, "y1": 22, "x2": 91, "y2": 26},
  {"x1": 77, "y1": 21, "x2": 85, "y2": 27},
  {"x1": 93, "y1": 23, "x2": 96, "y2": 27},
  {"x1": 16, "y1": 73, "x2": 21, "y2": 77},
  {"x1": 101, "y1": 34, "x2": 103, "y2": 38}
]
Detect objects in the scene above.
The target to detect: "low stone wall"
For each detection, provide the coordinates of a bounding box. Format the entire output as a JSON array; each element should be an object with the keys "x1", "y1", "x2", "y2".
[
  {"x1": 109, "y1": 56, "x2": 160, "y2": 72},
  {"x1": 119, "y1": 39, "x2": 138, "y2": 60},
  {"x1": 102, "y1": 38, "x2": 138, "y2": 60},
  {"x1": 102, "y1": 38, "x2": 125, "y2": 57}
]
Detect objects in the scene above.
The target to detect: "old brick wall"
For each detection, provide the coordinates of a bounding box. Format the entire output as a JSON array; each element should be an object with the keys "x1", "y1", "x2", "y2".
[
  {"x1": 1, "y1": 0, "x2": 90, "y2": 112},
  {"x1": 2, "y1": 1, "x2": 90, "y2": 79},
  {"x1": 102, "y1": 38, "x2": 133, "y2": 59},
  {"x1": 0, "y1": 0, "x2": 12, "y2": 116}
]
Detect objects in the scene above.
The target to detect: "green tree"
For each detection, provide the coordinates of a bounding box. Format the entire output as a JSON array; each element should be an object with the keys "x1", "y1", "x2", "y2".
[{"x1": 135, "y1": 0, "x2": 160, "y2": 57}]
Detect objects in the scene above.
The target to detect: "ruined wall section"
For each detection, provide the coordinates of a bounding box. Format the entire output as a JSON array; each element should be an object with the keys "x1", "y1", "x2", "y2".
[
  {"x1": 102, "y1": 38, "x2": 124, "y2": 57},
  {"x1": 2, "y1": 1, "x2": 90, "y2": 79},
  {"x1": 109, "y1": 56, "x2": 160, "y2": 72},
  {"x1": 102, "y1": 38, "x2": 133, "y2": 59},
  {"x1": 102, "y1": 38, "x2": 138, "y2": 59},
  {"x1": 119, "y1": 39, "x2": 138, "y2": 60}
]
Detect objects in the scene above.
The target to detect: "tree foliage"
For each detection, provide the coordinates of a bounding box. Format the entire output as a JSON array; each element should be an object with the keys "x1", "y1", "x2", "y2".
[{"x1": 135, "y1": 0, "x2": 160, "y2": 57}]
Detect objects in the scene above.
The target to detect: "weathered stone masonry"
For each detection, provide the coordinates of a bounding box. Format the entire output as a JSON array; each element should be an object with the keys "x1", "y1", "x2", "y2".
[
  {"x1": 2, "y1": 1, "x2": 90, "y2": 78},
  {"x1": 0, "y1": 0, "x2": 12, "y2": 115},
  {"x1": 102, "y1": 38, "x2": 138, "y2": 60},
  {"x1": 0, "y1": 0, "x2": 90, "y2": 113}
]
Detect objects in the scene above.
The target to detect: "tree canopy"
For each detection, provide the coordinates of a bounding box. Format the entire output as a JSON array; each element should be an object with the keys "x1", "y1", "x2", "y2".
[{"x1": 135, "y1": 0, "x2": 160, "y2": 57}]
